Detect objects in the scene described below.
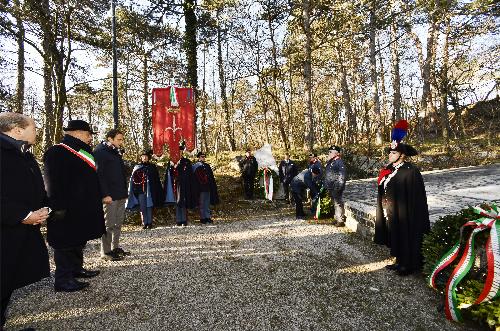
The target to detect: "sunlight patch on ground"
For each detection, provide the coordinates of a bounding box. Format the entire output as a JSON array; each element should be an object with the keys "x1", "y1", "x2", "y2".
[
  {"x1": 8, "y1": 302, "x2": 129, "y2": 326},
  {"x1": 336, "y1": 260, "x2": 391, "y2": 274}
]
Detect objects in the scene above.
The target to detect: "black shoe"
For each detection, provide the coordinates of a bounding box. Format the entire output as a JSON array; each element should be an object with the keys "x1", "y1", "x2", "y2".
[
  {"x1": 147, "y1": 224, "x2": 153, "y2": 229},
  {"x1": 74, "y1": 268, "x2": 100, "y2": 278},
  {"x1": 385, "y1": 264, "x2": 399, "y2": 271},
  {"x1": 207, "y1": 218, "x2": 213, "y2": 224},
  {"x1": 176, "y1": 222, "x2": 187, "y2": 226},
  {"x1": 113, "y1": 247, "x2": 131, "y2": 256},
  {"x1": 54, "y1": 279, "x2": 89, "y2": 292},
  {"x1": 142, "y1": 224, "x2": 148, "y2": 229},
  {"x1": 200, "y1": 218, "x2": 208, "y2": 224}
]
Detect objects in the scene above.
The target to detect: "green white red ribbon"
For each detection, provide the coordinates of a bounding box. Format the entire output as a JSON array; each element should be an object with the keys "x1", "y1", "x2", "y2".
[
  {"x1": 58, "y1": 143, "x2": 96, "y2": 171},
  {"x1": 263, "y1": 168, "x2": 273, "y2": 201},
  {"x1": 428, "y1": 204, "x2": 499, "y2": 322},
  {"x1": 314, "y1": 195, "x2": 321, "y2": 220}
]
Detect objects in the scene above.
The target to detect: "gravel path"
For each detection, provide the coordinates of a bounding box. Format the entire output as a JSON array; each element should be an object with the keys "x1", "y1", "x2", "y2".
[{"x1": 5, "y1": 213, "x2": 476, "y2": 331}]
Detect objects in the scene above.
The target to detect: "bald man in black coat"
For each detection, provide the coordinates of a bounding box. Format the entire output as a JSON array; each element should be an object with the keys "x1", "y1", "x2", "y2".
[{"x1": 0, "y1": 113, "x2": 50, "y2": 328}]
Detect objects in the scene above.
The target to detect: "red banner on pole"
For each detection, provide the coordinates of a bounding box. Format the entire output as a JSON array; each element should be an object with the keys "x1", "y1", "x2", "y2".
[{"x1": 152, "y1": 87, "x2": 195, "y2": 163}]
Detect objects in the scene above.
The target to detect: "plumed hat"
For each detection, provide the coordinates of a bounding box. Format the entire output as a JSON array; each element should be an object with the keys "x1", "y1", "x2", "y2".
[{"x1": 386, "y1": 120, "x2": 418, "y2": 156}]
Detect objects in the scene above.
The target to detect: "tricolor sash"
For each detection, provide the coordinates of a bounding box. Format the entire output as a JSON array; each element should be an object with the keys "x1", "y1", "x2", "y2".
[
  {"x1": 57, "y1": 143, "x2": 96, "y2": 171},
  {"x1": 263, "y1": 168, "x2": 273, "y2": 201},
  {"x1": 428, "y1": 204, "x2": 500, "y2": 322}
]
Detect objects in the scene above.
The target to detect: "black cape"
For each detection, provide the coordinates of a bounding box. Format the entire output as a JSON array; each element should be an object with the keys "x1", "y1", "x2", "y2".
[
  {"x1": 127, "y1": 162, "x2": 164, "y2": 209},
  {"x1": 239, "y1": 155, "x2": 258, "y2": 179},
  {"x1": 174, "y1": 157, "x2": 196, "y2": 209},
  {"x1": 43, "y1": 135, "x2": 106, "y2": 249},
  {"x1": 278, "y1": 160, "x2": 298, "y2": 185},
  {"x1": 374, "y1": 162, "x2": 430, "y2": 272},
  {"x1": 192, "y1": 161, "x2": 220, "y2": 205},
  {"x1": 0, "y1": 134, "x2": 50, "y2": 295}
]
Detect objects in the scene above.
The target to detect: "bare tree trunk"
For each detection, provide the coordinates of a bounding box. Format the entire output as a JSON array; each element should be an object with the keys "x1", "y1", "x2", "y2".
[
  {"x1": 255, "y1": 25, "x2": 270, "y2": 144},
  {"x1": 338, "y1": 50, "x2": 354, "y2": 143},
  {"x1": 41, "y1": 0, "x2": 54, "y2": 149},
  {"x1": 439, "y1": 15, "x2": 451, "y2": 151},
  {"x1": 52, "y1": 9, "x2": 73, "y2": 144},
  {"x1": 389, "y1": 6, "x2": 402, "y2": 121},
  {"x1": 369, "y1": 2, "x2": 382, "y2": 145},
  {"x1": 378, "y1": 38, "x2": 388, "y2": 138},
  {"x1": 216, "y1": 10, "x2": 235, "y2": 151},
  {"x1": 14, "y1": 0, "x2": 24, "y2": 114},
  {"x1": 200, "y1": 44, "x2": 208, "y2": 151},
  {"x1": 267, "y1": 15, "x2": 289, "y2": 151},
  {"x1": 142, "y1": 53, "x2": 150, "y2": 150},
  {"x1": 420, "y1": 14, "x2": 438, "y2": 140},
  {"x1": 302, "y1": 0, "x2": 314, "y2": 152}
]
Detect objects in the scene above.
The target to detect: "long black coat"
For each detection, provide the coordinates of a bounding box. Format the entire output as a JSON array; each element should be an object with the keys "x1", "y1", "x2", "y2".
[
  {"x1": 43, "y1": 135, "x2": 105, "y2": 249},
  {"x1": 192, "y1": 161, "x2": 220, "y2": 205},
  {"x1": 174, "y1": 157, "x2": 196, "y2": 209},
  {"x1": 0, "y1": 134, "x2": 50, "y2": 295},
  {"x1": 239, "y1": 156, "x2": 258, "y2": 179},
  {"x1": 93, "y1": 142, "x2": 128, "y2": 200},
  {"x1": 374, "y1": 162, "x2": 430, "y2": 272},
  {"x1": 278, "y1": 160, "x2": 298, "y2": 185}
]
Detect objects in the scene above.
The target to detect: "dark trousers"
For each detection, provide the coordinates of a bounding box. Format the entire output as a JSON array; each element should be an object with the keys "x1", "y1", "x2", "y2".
[
  {"x1": 176, "y1": 205, "x2": 188, "y2": 225},
  {"x1": 53, "y1": 245, "x2": 85, "y2": 286},
  {"x1": 138, "y1": 193, "x2": 153, "y2": 225},
  {"x1": 282, "y1": 183, "x2": 291, "y2": 202},
  {"x1": 243, "y1": 177, "x2": 254, "y2": 199},
  {"x1": 329, "y1": 190, "x2": 346, "y2": 223},
  {"x1": 292, "y1": 191, "x2": 305, "y2": 216},
  {"x1": 1, "y1": 291, "x2": 12, "y2": 328}
]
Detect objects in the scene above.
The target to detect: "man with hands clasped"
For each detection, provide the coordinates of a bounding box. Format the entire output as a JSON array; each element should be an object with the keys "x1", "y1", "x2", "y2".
[{"x1": 0, "y1": 112, "x2": 50, "y2": 328}]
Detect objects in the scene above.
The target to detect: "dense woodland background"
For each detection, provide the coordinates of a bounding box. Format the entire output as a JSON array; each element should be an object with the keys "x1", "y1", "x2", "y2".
[{"x1": 0, "y1": 0, "x2": 499, "y2": 162}]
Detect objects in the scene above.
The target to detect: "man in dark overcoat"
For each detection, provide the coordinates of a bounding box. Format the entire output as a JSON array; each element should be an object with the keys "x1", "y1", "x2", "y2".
[
  {"x1": 304, "y1": 152, "x2": 322, "y2": 202},
  {"x1": 278, "y1": 152, "x2": 298, "y2": 203},
  {"x1": 291, "y1": 167, "x2": 321, "y2": 219},
  {"x1": 239, "y1": 148, "x2": 258, "y2": 199},
  {"x1": 174, "y1": 143, "x2": 196, "y2": 226},
  {"x1": 94, "y1": 129, "x2": 128, "y2": 260},
  {"x1": 192, "y1": 151, "x2": 219, "y2": 224},
  {"x1": 323, "y1": 146, "x2": 347, "y2": 227},
  {"x1": 44, "y1": 120, "x2": 105, "y2": 292},
  {"x1": 0, "y1": 113, "x2": 50, "y2": 328}
]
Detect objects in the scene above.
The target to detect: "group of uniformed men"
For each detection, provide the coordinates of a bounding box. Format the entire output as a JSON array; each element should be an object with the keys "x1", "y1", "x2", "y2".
[{"x1": 240, "y1": 147, "x2": 347, "y2": 226}]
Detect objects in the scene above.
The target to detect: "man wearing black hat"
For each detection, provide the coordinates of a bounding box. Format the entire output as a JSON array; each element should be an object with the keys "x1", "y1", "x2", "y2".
[
  {"x1": 126, "y1": 151, "x2": 163, "y2": 229},
  {"x1": 324, "y1": 146, "x2": 347, "y2": 227},
  {"x1": 239, "y1": 149, "x2": 258, "y2": 199},
  {"x1": 0, "y1": 112, "x2": 50, "y2": 328},
  {"x1": 278, "y1": 152, "x2": 298, "y2": 203},
  {"x1": 174, "y1": 142, "x2": 196, "y2": 226},
  {"x1": 43, "y1": 119, "x2": 105, "y2": 292},
  {"x1": 192, "y1": 152, "x2": 219, "y2": 224},
  {"x1": 94, "y1": 129, "x2": 129, "y2": 260},
  {"x1": 374, "y1": 120, "x2": 430, "y2": 276}
]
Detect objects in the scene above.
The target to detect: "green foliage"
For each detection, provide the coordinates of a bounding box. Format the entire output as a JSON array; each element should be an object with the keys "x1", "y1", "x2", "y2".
[
  {"x1": 422, "y1": 206, "x2": 499, "y2": 328},
  {"x1": 457, "y1": 280, "x2": 500, "y2": 329},
  {"x1": 317, "y1": 191, "x2": 332, "y2": 218}
]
